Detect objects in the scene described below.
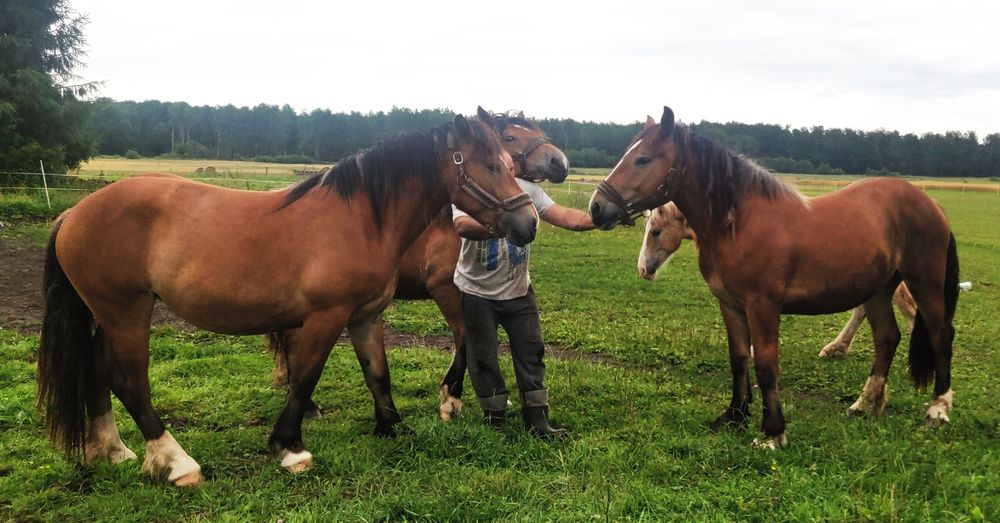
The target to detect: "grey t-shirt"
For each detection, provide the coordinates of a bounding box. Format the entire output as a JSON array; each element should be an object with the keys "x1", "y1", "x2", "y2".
[{"x1": 452, "y1": 178, "x2": 555, "y2": 300}]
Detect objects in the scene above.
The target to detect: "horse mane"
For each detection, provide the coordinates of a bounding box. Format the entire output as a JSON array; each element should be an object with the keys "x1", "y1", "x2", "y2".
[
  {"x1": 490, "y1": 112, "x2": 542, "y2": 132},
  {"x1": 280, "y1": 120, "x2": 501, "y2": 230},
  {"x1": 653, "y1": 124, "x2": 807, "y2": 231}
]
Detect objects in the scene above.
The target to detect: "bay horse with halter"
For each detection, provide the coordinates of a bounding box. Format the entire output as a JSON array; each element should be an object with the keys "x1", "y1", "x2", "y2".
[
  {"x1": 37, "y1": 111, "x2": 537, "y2": 486},
  {"x1": 637, "y1": 202, "x2": 918, "y2": 358},
  {"x1": 267, "y1": 109, "x2": 570, "y2": 422},
  {"x1": 590, "y1": 107, "x2": 958, "y2": 449}
]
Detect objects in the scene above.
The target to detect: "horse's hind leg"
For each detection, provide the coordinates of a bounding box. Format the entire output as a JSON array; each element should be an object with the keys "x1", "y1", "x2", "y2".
[
  {"x1": 102, "y1": 300, "x2": 202, "y2": 486},
  {"x1": 347, "y1": 312, "x2": 403, "y2": 436},
  {"x1": 711, "y1": 301, "x2": 753, "y2": 430},
  {"x1": 433, "y1": 285, "x2": 466, "y2": 421},
  {"x1": 848, "y1": 291, "x2": 900, "y2": 416},
  {"x1": 83, "y1": 330, "x2": 137, "y2": 465},
  {"x1": 819, "y1": 306, "x2": 866, "y2": 358}
]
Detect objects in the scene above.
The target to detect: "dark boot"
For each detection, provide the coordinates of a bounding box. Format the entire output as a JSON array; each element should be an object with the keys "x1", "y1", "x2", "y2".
[
  {"x1": 520, "y1": 390, "x2": 566, "y2": 439},
  {"x1": 521, "y1": 405, "x2": 566, "y2": 439},
  {"x1": 484, "y1": 410, "x2": 506, "y2": 430}
]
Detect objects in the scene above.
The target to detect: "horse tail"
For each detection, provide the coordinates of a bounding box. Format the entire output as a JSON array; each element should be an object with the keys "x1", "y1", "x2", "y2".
[
  {"x1": 37, "y1": 218, "x2": 101, "y2": 458},
  {"x1": 266, "y1": 331, "x2": 293, "y2": 389},
  {"x1": 908, "y1": 233, "x2": 959, "y2": 389}
]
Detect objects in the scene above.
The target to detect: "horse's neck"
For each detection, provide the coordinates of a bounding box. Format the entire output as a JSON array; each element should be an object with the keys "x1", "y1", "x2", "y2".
[
  {"x1": 670, "y1": 160, "x2": 716, "y2": 245},
  {"x1": 378, "y1": 178, "x2": 451, "y2": 260}
]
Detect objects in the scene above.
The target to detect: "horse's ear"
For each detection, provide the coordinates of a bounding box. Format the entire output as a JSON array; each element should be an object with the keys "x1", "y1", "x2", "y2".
[
  {"x1": 516, "y1": 110, "x2": 525, "y2": 118},
  {"x1": 659, "y1": 106, "x2": 675, "y2": 137},
  {"x1": 645, "y1": 115, "x2": 656, "y2": 129},
  {"x1": 477, "y1": 106, "x2": 493, "y2": 124},
  {"x1": 454, "y1": 114, "x2": 472, "y2": 142}
]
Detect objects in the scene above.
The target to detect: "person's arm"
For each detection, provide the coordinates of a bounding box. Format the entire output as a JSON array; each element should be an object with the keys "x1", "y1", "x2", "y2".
[
  {"x1": 539, "y1": 204, "x2": 597, "y2": 231},
  {"x1": 453, "y1": 215, "x2": 498, "y2": 240}
]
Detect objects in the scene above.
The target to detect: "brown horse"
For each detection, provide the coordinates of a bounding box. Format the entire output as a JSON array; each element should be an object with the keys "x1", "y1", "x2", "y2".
[
  {"x1": 268, "y1": 111, "x2": 570, "y2": 422},
  {"x1": 590, "y1": 107, "x2": 959, "y2": 449},
  {"x1": 37, "y1": 112, "x2": 538, "y2": 486},
  {"x1": 636, "y1": 202, "x2": 918, "y2": 358}
]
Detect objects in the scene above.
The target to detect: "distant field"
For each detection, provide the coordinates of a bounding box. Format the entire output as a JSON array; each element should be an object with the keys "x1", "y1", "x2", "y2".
[{"x1": 78, "y1": 157, "x2": 329, "y2": 179}]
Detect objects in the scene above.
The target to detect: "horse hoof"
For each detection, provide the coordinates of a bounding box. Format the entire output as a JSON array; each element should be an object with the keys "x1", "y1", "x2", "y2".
[
  {"x1": 109, "y1": 446, "x2": 138, "y2": 464},
  {"x1": 438, "y1": 396, "x2": 463, "y2": 422},
  {"x1": 752, "y1": 433, "x2": 788, "y2": 450},
  {"x1": 924, "y1": 389, "x2": 953, "y2": 427},
  {"x1": 171, "y1": 470, "x2": 204, "y2": 487},
  {"x1": 279, "y1": 449, "x2": 313, "y2": 474},
  {"x1": 303, "y1": 406, "x2": 323, "y2": 420},
  {"x1": 818, "y1": 344, "x2": 848, "y2": 359}
]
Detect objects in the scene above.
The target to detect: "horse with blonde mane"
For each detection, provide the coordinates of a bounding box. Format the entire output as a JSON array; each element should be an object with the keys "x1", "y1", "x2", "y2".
[{"x1": 591, "y1": 106, "x2": 958, "y2": 449}]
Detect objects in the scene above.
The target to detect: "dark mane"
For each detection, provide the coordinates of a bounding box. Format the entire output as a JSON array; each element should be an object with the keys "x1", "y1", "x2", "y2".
[
  {"x1": 280, "y1": 120, "x2": 501, "y2": 229},
  {"x1": 641, "y1": 124, "x2": 805, "y2": 230},
  {"x1": 491, "y1": 112, "x2": 542, "y2": 132}
]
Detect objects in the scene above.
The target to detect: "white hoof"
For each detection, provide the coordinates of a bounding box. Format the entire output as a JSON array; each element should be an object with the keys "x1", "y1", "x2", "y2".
[
  {"x1": 143, "y1": 431, "x2": 203, "y2": 487},
  {"x1": 84, "y1": 411, "x2": 138, "y2": 465},
  {"x1": 848, "y1": 377, "x2": 887, "y2": 415},
  {"x1": 751, "y1": 433, "x2": 789, "y2": 450},
  {"x1": 438, "y1": 390, "x2": 463, "y2": 422},
  {"x1": 818, "y1": 342, "x2": 849, "y2": 359},
  {"x1": 925, "y1": 389, "x2": 954, "y2": 426},
  {"x1": 279, "y1": 449, "x2": 313, "y2": 474}
]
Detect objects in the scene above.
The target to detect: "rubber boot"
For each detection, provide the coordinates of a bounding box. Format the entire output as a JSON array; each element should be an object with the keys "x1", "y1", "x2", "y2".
[
  {"x1": 484, "y1": 410, "x2": 506, "y2": 430},
  {"x1": 520, "y1": 390, "x2": 566, "y2": 439}
]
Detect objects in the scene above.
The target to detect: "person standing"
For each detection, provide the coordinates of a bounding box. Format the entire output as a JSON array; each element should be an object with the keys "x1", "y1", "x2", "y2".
[{"x1": 452, "y1": 178, "x2": 595, "y2": 437}]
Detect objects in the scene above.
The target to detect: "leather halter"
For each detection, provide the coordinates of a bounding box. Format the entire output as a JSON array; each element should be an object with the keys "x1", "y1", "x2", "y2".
[
  {"x1": 450, "y1": 151, "x2": 534, "y2": 233},
  {"x1": 512, "y1": 136, "x2": 553, "y2": 182},
  {"x1": 596, "y1": 167, "x2": 679, "y2": 227}
]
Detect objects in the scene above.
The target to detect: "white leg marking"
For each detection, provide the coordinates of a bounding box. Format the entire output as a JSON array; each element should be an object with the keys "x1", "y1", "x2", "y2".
[
  {"x1": 278, "y1": 448, "x2": 313, "y2": 474},
  {"x1": 84, "y1": 411, "x2": 137, "y2": 465},
  {"x1": 926, "y1": 389, "x2": 954, "y2": 425},
  {"x1": 751, "y1": 432, "x2": 789, "y2": 450},
  {"x1": 438, "y1": 385, "x2": 464, "y2": 422},
  {"x1": 849, "y1": 375, "x2": 888, "y2": 415},
  {"x1": 819, "y1": 307, "x2": 865, "y2": 358},
  {"x1": 143, "y1": 431, "x2": 203, "y2": 486}
]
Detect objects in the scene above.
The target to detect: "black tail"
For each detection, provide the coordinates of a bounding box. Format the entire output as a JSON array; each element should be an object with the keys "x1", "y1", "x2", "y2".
[
  {"x1": 908, "y1": 233, "x2": 959, "y2": 389},
  {"x1": 37, "y1": 219, "x2": 101, "y2": 458}
]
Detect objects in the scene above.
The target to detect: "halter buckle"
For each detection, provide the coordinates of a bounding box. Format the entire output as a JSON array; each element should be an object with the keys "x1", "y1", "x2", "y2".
[{"x1": 453, "y1": 151, "x2": 464, "y2": 165}]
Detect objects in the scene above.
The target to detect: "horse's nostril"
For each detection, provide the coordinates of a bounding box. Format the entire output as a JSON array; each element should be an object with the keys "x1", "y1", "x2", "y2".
[
  {"x1": 590, "y1": 202, "x2": 601, "y2": 217},
  {"x1": 550, "y1": 156, "x2": 567, "y2": 173}
]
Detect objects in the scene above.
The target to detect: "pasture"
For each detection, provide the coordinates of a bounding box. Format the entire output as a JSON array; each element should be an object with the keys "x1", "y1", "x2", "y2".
[{"x1": 0, "y1": 161, "x2": 997, "y2": 521}]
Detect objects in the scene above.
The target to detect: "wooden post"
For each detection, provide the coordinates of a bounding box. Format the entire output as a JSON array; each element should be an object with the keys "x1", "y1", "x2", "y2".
[{"x1": 39, "y1": 161, "x2": 52, "y2": 209}]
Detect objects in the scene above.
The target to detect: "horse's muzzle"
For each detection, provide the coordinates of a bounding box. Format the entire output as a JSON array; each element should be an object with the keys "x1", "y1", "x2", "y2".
[
  {"x1": 502, "y1": 209, "x2": 537, "y2": 247},
  {"x1": 589, "y1": 198, "x2": 626, "y2": 231}
]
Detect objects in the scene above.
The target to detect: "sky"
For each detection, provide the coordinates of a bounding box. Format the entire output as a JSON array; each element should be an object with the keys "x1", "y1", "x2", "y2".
[{"x1": 73, "y1": 0, "x2": 1000, "y2": 137}]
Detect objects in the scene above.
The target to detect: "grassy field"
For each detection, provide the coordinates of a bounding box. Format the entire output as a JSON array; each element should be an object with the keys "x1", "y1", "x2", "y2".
[{"x1": 0, "y1": 162, "x2": 998, "y2": 521}]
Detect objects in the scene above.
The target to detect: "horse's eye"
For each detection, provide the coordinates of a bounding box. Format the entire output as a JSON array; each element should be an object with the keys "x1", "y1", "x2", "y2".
[
  {"x1": 487, "y1": 164, "x2": 499, "y2": 174},
  {"x1": 635, "y1": 156, "x2": 651, "y2": 166},
  {"x1": 504, "y1": 135, "x2": 516, "y2": 143},
  {"x1": 651, "y1": 229, "x2": 661, "y2": 238}
]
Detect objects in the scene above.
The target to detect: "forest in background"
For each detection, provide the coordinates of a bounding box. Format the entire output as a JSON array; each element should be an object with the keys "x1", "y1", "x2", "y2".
[{"x1": 87, "y1": 98, "x2": 1000, "y2": 178}]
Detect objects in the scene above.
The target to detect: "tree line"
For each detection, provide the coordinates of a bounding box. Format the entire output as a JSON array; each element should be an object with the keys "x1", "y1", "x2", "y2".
[{"x1": 87, "y1": 99, "x2": 1000, "y2": 178}]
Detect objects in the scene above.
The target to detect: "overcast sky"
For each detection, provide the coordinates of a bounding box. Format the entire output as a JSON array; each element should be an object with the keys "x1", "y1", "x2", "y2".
[{"x1": 73, "y1": 0, "x2": 1000, "y2": 137}]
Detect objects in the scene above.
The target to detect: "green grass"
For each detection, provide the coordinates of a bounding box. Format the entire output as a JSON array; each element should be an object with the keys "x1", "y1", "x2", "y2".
[{"x1": 1, "y1": 180, "x2": 998, "y2": 521}]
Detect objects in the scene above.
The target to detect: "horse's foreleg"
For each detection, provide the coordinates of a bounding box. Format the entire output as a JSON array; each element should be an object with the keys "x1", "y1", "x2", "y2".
[
  {"x1": 433, "y1": 285, "x2": 466, "y2": 421},
  {"x1": 819, "y1": 307, "x2": 866, "y2": 358},
  {"x1": 746, "y1": 304, "x2": 787, "y2": 449},
  {"x1": 711, "y1": 301, "x2": 753, "y2": 430},
  {"x1": 849, "y1": 292, "x2": 900, "y2": 416},
  {"x1": 347, "y1": 312, "x2": 403, "y2": 436},
  {"x1": 268, "y1": 310, "x2": 346, "y2": 473},
  {"x1": 266, "y1": 329, "x2": 322, "y2": 419}
]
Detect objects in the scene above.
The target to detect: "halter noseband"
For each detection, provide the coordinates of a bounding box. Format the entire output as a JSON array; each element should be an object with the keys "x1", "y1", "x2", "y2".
[
  {"x1": 451, "y1": 151, "x2": 534, "y2": 234},
  {"x1": 513, "y1": 136, "x2": 553, "y2": 182},
  {"x1": 596, "y1": 167, "x2": 679, "y2": 227}
]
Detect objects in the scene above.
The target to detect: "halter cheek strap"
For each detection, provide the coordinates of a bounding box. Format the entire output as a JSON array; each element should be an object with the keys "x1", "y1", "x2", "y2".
[
  {"x1": 451, "y1": 151, "x2": 534, "y2": 233},
  {"x1": 513, "y1": 136, "x2": 552, "y2": 182},
  {"x1": 596, "y1": 167, "x2": 679, "y2": 227}
]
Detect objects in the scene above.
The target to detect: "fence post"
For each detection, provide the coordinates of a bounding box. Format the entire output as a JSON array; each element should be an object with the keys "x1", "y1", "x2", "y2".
[{"x1": 39, "y1": 161, "x2": 52, "y2": 209}]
